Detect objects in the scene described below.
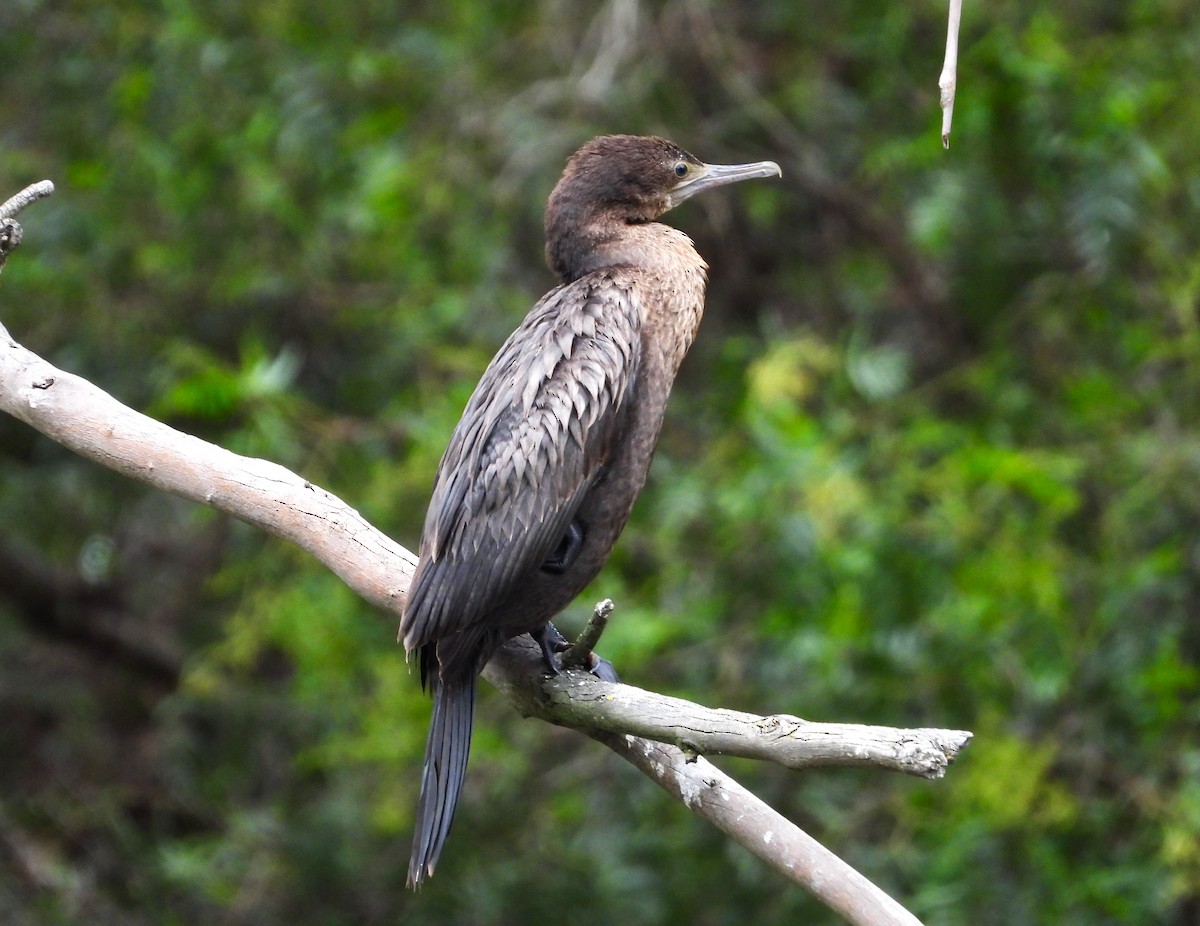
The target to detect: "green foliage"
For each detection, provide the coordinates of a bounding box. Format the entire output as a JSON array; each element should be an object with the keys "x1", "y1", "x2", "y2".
[{"x1": 3, "y1": 1, "x2": 1200, "y2": 924}]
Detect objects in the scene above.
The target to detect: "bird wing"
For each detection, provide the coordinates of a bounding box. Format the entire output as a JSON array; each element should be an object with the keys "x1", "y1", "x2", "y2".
[{"x1": 400, "y1": 272, "x2": 642, "y2": 655}]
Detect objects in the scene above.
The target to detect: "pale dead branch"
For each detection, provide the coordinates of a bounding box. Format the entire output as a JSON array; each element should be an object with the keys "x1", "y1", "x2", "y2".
[
  {"x1": 940, "y1": 0, "x2": 963, "y2": 148},
  {"x1": 0, "y1": 192, "x2": 970, "y2": 926}
]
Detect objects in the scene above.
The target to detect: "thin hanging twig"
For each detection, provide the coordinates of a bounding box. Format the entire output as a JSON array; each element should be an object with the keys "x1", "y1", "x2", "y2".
[{"x1": 939, "y1": 0, "x2": 963, "y2": 148}]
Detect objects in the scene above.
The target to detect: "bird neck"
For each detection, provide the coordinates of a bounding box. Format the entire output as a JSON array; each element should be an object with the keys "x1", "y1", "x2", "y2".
[
  {"x1": 546, "y1": 211, "x2": 709, "y2": 378},
  {"x1": 546, "y1": 208, "x2": 706, "y2": 285},
  {"x1": 627, "y1": 223, "x2": 709, "y2": 380}
]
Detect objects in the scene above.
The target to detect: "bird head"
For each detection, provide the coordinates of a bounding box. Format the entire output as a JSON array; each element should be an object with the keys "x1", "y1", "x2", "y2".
[{"x1": 548, "y1": 135, "x2": 782, "y2": 226}]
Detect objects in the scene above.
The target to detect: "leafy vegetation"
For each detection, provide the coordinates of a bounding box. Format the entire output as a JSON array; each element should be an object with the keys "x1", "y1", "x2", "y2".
[{"x1": 2, "y1": 2, "x2": 1198, "y2": 923}]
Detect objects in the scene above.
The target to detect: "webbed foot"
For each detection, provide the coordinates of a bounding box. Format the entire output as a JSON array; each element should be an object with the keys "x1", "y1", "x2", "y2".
[
  {"x1": 530, "y1": 621, "x2": 619, "y2": 683},
  {"x1": 588, "y1": 653, "x2": 620, "y2": 683},
  {"x1": 531, "y1": 622, "x2": 570, "y2": 675}
]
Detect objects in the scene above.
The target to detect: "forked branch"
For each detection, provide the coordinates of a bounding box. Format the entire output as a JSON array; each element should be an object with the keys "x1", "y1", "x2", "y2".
[{"x1": 0, "y1": 198, "x2": 969, "y2": 926}]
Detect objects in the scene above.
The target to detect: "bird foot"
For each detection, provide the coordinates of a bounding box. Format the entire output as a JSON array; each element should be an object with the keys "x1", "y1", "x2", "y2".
[
  {"x1": 531, "y1": 622, "x2": 569, "y2": 672},
  {"x1": 531, "y1": 622, "x2": 619, "y2": 683},
  {"x1": 587, "y1": 653, "x2": 620, "y2": 684}
]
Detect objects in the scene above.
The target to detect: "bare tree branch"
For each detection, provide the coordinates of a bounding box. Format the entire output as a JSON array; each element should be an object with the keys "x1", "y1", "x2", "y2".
[
  {"x1": 0, "y1": 317, "x2": 416, "y2": 614},
  {"x1": 0, "y1": 204, "x2": 970, "y2": 925},
  {"x1": 0, "y1": 180, "x2": 55, "y2": 276},
  {"x1": 0, "y1": 180, "x2": 55, "y2": 221},
  {"x1": 596, "y1": 734, "x2": 926, "y2": 926},
  {"x1": 486, "y1": 634, "x2": 944, "y2": 925},
  {"x1": 940, "y1": 0, "x2": 963, "y2": 148},
  {"x1": 560, "y1": 597, "x2": 614, "y2": 671},
  {"x1": 488, "y1": 636, "x2": 968, "y2": 778}
]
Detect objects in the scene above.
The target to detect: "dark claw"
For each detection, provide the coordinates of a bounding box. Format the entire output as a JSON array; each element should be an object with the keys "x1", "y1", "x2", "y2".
[
  {"x1": 530, "y1": 621, "x2": 619, "y2": 682},
  {"x1": 588, "y1": 653, "x2": 620, "y2": 683},
  {"x1": 531, "y1": 622, "x2": 570, "y2": 674}
]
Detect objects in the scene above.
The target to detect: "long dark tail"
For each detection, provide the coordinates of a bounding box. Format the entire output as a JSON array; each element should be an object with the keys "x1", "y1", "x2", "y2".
[{"x1": 407, "y1": 674, "x2": 476, "y2": 887}]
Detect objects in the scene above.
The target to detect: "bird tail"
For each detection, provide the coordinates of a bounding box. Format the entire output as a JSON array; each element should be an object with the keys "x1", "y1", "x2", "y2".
[{"x1": 407, "y1": 674, "x2": 476, "y2": 887}]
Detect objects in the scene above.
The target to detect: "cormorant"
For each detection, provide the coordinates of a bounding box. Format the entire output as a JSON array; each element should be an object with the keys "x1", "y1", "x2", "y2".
[{"x1": 401, "y1": 135, "x2": 781, "y2": 886}]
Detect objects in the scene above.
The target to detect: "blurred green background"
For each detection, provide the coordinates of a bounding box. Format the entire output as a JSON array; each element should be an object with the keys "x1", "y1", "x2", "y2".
[{"x1": 2, "y1": 1, "x2": 1199, "y2": 923}]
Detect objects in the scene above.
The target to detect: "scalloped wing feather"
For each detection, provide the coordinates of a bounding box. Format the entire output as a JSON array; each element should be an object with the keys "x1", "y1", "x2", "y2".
[{"x1": 400, "y1": 274, "x2": 641, "y2": 654}]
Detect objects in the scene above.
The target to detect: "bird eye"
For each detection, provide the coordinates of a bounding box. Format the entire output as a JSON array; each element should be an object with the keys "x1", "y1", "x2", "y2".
[{"x1": 673, "y1": 162, "x2": 689, "y2": 178}]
